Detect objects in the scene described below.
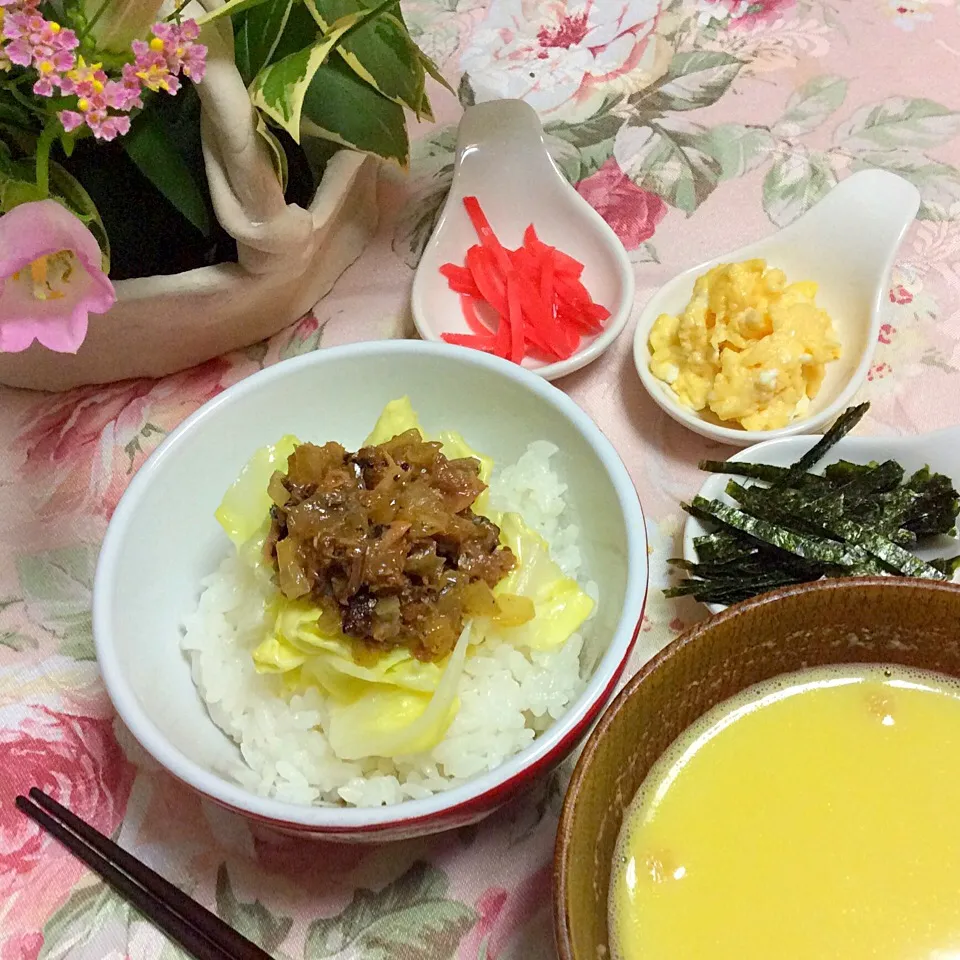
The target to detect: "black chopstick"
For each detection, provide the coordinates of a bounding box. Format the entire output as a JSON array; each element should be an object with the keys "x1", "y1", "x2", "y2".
[{"x1": 17, "y1": 789, "x2": 273, "y2": 960}]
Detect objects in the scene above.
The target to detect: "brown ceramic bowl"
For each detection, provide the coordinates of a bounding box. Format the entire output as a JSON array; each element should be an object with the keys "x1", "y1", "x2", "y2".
[{"x1": 554, "y1": 576, "x2": 960, "y2": 960}]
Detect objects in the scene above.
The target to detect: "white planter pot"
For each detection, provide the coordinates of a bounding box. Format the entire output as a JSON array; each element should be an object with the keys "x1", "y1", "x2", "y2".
[{"x1": 0, "y1": 0, "x2": 379, "y2": 392}]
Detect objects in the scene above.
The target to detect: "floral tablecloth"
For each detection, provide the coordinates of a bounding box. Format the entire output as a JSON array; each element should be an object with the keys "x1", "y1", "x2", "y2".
[{"x1": 3, "y1": 0, "x2": 960, "y2": 956}]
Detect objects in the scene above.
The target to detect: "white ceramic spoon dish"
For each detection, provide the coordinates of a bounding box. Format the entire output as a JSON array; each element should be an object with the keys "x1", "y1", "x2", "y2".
[
  {"x1": 634, "y1": 170, "x2": 920, "y2": 447},
  {"x1": 412, "y1": 99, "x2": 635, "y2": 381},
  {"x1": 684, "y1": 425, "x2": 960, "y2": 614}
]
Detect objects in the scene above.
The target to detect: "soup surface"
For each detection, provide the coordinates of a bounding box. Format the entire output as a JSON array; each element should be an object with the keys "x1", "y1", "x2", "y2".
[{"x1": 610, "y1": 664, "x2": 960, "y2": 959}]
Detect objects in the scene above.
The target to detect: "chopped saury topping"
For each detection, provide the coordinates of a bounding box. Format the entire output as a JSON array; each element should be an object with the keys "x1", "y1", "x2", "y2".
[{"x1": 264, "y1": 429, "x2": 519, "y2": 662}]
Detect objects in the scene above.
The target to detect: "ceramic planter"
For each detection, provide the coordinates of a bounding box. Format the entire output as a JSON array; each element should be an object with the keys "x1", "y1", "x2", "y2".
[{"x1": 0, "y1": 0, "x2": 379, "y2": 392}]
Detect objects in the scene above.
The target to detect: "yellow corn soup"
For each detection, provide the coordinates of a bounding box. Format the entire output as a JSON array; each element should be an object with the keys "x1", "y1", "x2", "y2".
[
  {"x1": 609, "y1": 664, "x2": 960, "y2": 960},
  {"x1": 648, "y1": 259, "x2": 840, "y2": 431}
]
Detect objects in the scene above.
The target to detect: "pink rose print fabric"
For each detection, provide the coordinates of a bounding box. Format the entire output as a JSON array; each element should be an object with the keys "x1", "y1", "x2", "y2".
[{"x1": 3, "y1": 0, "x2": 960, "y2": 955}]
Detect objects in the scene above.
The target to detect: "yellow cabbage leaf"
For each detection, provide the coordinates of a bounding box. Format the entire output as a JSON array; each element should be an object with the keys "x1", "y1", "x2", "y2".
[
  {"x1": 252, "y1": 599, "x2": 443, "y2": 697},
  {"x1": 325, "y1": 624, "x2": 471, "y2": 760},
  {"x1": 483, "y1": 513, "x2": 594, "y2": 651},
  {"x1": 215, "y1": 434, "x2": 300, "y2": 547},
  {"x1": 364, "y1": 396, "x2": 421, "y2": 445}
]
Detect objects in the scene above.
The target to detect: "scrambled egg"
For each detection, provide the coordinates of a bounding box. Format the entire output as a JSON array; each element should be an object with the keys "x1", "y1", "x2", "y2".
[{"x1": 648, "y1": 259, "x2": 841, "y2": 431}]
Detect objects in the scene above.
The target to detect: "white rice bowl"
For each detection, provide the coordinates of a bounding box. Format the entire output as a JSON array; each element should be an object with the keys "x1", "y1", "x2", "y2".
[{"x1": 181, "y1": 440, "x2": 598, "y2": 808}]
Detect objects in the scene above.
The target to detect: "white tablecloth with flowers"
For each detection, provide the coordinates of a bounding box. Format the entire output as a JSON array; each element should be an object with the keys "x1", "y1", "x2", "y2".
[{"x1": 3, "y1": 0, "x2": 960, "y2": 957}]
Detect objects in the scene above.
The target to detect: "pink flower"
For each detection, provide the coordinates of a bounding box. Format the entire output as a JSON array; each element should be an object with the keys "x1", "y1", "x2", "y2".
[
  {"x1": 132, "y1": 21, "x2": 206, "y2": 93},
  {"x1": 458, "y1": 867, "x2": 551, "y2": 960},
  {"x1": 16, "y1": 358, "x2": 229, "y2": 518},
  {"x1": 697, "y1": 0, "x2": 796, "y2": 28},
  {"x1": 878, "y1": 323, "x2": 897, "y2": 345},
  {"x1": 0, "y1": 200, "x2": 115, "y2": 354},
  {"x1": 889, "y1": 284, "x2": 913, "y2": 304},
  {"x1": 0, "y1": 705, "x2": 134, "y2": 925},
  {"x1": 0, "y1": 933, "x2": 43, "y2": 960},
  {"x1": 576, "y1": 158, "x2": 667, "y2": 249},
  {"x1": 2, "y1": 11, "x2": 77, "y2": 80},
  {"x1": 461, "y1": 0, "x2": 670, "y2": 121}
]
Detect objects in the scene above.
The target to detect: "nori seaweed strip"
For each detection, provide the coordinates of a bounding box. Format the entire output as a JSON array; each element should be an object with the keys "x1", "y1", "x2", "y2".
[
  {"x1": 727, "y1": 481, "x2": 845, "y2": 536},
  {"x1": 823, "y1": 460, "x2": 880, "y2": 483},
  {"x1": 773, "y1": 402, "x2": 870, "y2": 489},
  {"x1": 902, "y1": 470, "x2": 960, "y2": 537},
  {"x1": 931, "y1": 555, "x2": 960, "y2": 576},
  {"x1": 692, "y1": 533, "x2": 752, "y2": 564},
  {"x1": 697, "y1": 460, "x2": 832, "y2": 493},
  {"x1": 829, "y1": 518, "x2": 947, "y2": 580},
  {"x1": 691, "y1": 497, "x2": 876, "y2": 568},
  {"x1": 738, "y1": 482, "x2": 940, "y2": 577}
]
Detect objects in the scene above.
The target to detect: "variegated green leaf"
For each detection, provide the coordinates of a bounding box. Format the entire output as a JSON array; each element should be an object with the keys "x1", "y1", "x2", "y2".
[
  {"x1": 233, "y1": 0, "x2": 302, "y2": 85},
  {"x1": 773, "y1": 75, "x2": 848, "y2": 137},
  {"x1": 256, "y1": 113, "x2": 288, "y2": 191},
  {"x1": 699, "y1": 123, "x2": 774, "y2": 180},
  {"x1": 305, "y1": 862, "x2": 476, "y2": 960},
  {"x1": 301, "y1": 55, "x2": 409, "y2": 164},
  {"x1": 630, "y1": 51, "x2": 743, "y2": 115},
  {"x1": 250, "y1": 15, "x2": 360, "y2": 141},
  {"x1": 852, "y1": 150, "x2": 960, "y2": 220},
  {"x1": 834, "y1": 97, "x2": 960, "y2": 152},
  {"x1": 614, "y1": 117, "x2": 721, "y2": 214},
  {"x1": 308, "y1": 0, "x2": 426, "y2": 113},
  {"x1": 763, "y1": 148, "x2": 837, "y2": 226},
  {"x1": 216, "y1": 865, "x2": 293, "y2": 954},
  {"x1": 195, "y1": 0, "x2": 273, "y2": 25}
]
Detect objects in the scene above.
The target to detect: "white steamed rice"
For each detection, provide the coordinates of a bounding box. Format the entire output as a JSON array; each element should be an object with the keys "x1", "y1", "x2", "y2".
[{"x1": 181, "y1": 440, "x2": 597, "y2": 807}]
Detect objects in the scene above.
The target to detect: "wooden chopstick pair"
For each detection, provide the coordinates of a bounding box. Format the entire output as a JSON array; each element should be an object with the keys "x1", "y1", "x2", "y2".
[{"x1": 16, "y1": 789, "x2": 272, "y2": 960}]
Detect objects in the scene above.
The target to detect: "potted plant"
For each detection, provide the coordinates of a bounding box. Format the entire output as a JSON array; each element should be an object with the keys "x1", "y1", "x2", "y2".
[{"x1": 0, "y1": 0, "x2": 441, "y2": 391}]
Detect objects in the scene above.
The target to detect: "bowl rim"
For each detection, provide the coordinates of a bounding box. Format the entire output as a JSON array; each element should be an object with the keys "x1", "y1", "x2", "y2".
[
  {"x1": 94, "y1": 339, "x2": 649, "y2": 830},
  {"x1": 552, "y1": 575, "x2": 960, "y2": 960}
]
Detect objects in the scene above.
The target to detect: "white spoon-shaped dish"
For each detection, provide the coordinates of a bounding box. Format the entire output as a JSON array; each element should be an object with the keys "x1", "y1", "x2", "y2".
[
  {"x1": 683, "y1": 425, "x2": 960, "y2": 614},
  {"x1": 634, "y1": 170, "x2": 920, "y2": 447},
  {"x1": 412, "y1": 99, "x2": 635, "y2": 381}
]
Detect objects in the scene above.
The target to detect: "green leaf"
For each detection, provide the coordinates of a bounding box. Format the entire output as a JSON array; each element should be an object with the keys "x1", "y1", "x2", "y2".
[
  {"x1": 699, "y1": 123, "x2": 774, "y2": 180},
  {"x1": 122, "y1": 110, "x2": 211, "y2": 236},
  {"x1": 310, "y1": 0, "x2": 425, "y2": 113},
  {"x1": 39, "y1": 883, "x2": 130, "y2": 960},
  {"x1": 216, "y1": 864, "x2": 293, "y2": 954},
  {"x1": 305, "y1": 862, "x2": 476, "y2": 960},
  {"x1": 256, "y1": 113, "x2": 288, "y2": 192},
  {"x1": 632, "y1": 241, "x2": 660, "y2": 264},
  {"x1": 615, "y1": 117, "x2": 721, "y2": 213},
  {"x1": 250, "y1": 23, "x2": 352, "y2": 141},
  {"x1": 16, "y1": 545, "x2": 97, "y2": 661},
  {"x1": 852, "y1": 150, "x2": 960, "y2": 220},
  {"x1": 834, "y1": 97, "x2": 960, "y2": 152},
  {"x1": 545, "y1": 105, "x2": 623, "y2": 181},
  {"x1": 773, "y1": 75, "x2": 848, "y2": 137},
  {"x1": 233, "y1": 0, "x2": 304, "y2": 85},
  {"x1": 196, "y1": 0, "x2": 274, "y2": 24},
  {"x1": 762, "y1": 148, "x2": 837, "y2": 227},
  {"x1": 419, "y1": 50, "x2": 454, "y2": 96},
  {"x1": 629, "y1": 51, "x2": 743, "y2": 114},
  {"x1": 300, "y1": 55, "x2": 409, "y2": 164},
  {"x1": 0, "y1": 630, "x2": 37, "y2": 651}
]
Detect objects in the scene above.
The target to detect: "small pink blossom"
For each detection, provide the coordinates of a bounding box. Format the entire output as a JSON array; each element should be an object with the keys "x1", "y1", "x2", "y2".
[
  {"x1": 878, "y1": 323, "x2": 897, "y2": 345},
  {"x1": 889, "y1": 284, "x2": 913, "y2": 304},
  {"x1": 867, "y1": 361, "x2": 892, "y2": 381},
  {"x1": 0, "y1": 200, "x2": 114, "y2": 353},
  {"x1": 696, "y1": 0, "x2": 796, "y2": 28}
]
